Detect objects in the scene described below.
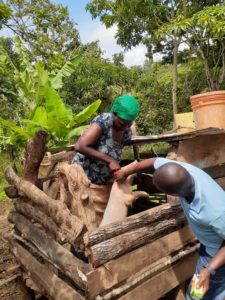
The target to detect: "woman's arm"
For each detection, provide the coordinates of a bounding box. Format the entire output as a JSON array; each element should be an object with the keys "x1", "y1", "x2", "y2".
[{"x1": 74, "y1": 123, "x2": 120, "y2": 171}]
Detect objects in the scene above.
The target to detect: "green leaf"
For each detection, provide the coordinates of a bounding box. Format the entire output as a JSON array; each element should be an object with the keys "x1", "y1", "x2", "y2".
[
  {"x1": 0, "y1": 117, "x2": 29, "y2": 137},
  {"x1": 66, "y1": 125, "x2": 89, "y2": 139},
  {"x1": 44, "y1": 84, "x2": 73, "y2": 125},
  {"x1": 51, "y1": 55, "x2": 82, "y2": 89},
  {"x1": 35, "y1": 62, "x2": 49, "y2": 87},
  {"x1": 46, "y1": 117, "x2": 69, "y2": 138},
  {"x1": 70, "y1": 99, "x2": 101, "y2": 126},
  {"x1": 10, "y1": 133, "x2": 27, "y2": 147},
  {"x1": 31, "y1": 106, "x2": 48, "y2": 127}
]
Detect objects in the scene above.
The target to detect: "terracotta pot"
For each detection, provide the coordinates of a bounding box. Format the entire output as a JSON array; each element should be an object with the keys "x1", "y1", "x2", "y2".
[{"x1": 190, "y1": 91, "x2": 225, "y2": 130}]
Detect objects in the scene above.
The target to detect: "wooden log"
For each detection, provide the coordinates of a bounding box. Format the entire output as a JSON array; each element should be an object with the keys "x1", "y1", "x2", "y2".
[
  {"x1": 98, "y1": 244, "x2": 199, "y2": 299},
  {"x1": 57, "y1": 162, "x2": 98, "y2": 231},
  {"x1": 88, "y1": 213, "x2": 186, "y2": 267},
  {"x1": 12, "y1": 199, "x2": 61, "y2": 241},
  {"x1": 43, "y1": 179, "x2": 60, "y2": 199},
  {"x1": 86, "y1": 226, "x2": 196, "y2": 298},
  {"x1": 84, "y1": 203, "x2": 183, "y2": 247},
  {"x1": 38, "y1": 151, "x2": 75, "y2": 180},
  {"x1": 48, "y1": 145, "x2": 75, "y2": 154},
  {"x1": 49, "y1": 150, "x2": 75, "y2": 163},
  {"x1": 119, "y1": 251, "x2": 197, "y2": 300},
  {"x1": 8, "y1": 238, "x2": 85, "y2": 300},
  {"x1": 4, "y1": 186, "x2": 19, "y2": 198},
  {"x1": 8, "y1": 212, "x2": 89, "y2": 290},
  {"x1": 24, "y1": 130, "x2": 47, "y2": 184},
  {"x1": 5, "y1": 166, "x2": 85, "y2": 243}
]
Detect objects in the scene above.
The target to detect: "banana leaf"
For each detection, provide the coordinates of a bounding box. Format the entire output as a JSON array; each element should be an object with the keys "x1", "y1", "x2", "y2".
[
  {"x1": 70, "y1": 99, "x2": 101, "y2": 126},
  {"x1": 51, "y1": 55, "x2": 81, "y2": 90}
]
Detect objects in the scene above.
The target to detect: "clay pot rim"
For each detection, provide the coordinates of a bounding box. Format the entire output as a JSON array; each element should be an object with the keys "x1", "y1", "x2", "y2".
[{"x1": 190, "y1": 90, "x2": 225, "y2": 100}]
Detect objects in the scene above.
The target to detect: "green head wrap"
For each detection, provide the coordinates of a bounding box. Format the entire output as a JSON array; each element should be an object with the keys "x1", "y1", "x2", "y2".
[{"x1": 110, "y1": 94, "x2": 139, "y2": 121}]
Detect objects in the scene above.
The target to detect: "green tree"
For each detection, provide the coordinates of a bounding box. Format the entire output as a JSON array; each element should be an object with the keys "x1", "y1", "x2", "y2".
[
  {"x1": 113, "y1": 52, "x2": 124, "y2": 66},
  {"x1": 157, "y1": 3, "x2": 225, "y2": 90},
  {"x1": 0, "y1": 0, "x2": 11, "y2": 29},
  {"x1": 62, "y1": 42, "x2": 132, "y2": 114},
  {"x1": 86, "y1": 0, "x2": 221, "y2": 121},
  {"x1": 2, "y1": 0, "x2": 80, "y2": 69},
  {"x1": 135, "y1": 59, "x2": 207, "y2": 135}
]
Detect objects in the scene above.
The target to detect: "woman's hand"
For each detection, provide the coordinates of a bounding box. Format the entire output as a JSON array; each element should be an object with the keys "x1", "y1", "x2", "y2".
[
  {"x1": 108, "y1": 160, "x2": 121, "y2": 173},
  {"x1": 197, "y1": 268, "x2": 210, "y2": 296}
]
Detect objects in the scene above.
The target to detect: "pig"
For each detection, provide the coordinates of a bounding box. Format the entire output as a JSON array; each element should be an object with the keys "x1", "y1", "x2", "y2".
[{"x1": 100, "y1": 166, "x2": 149, "y2": 226}]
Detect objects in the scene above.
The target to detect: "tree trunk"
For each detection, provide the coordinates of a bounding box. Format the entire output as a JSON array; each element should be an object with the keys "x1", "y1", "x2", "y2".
[{"x1": 172, "y1": 37, "x2": 180, "y2": 126}]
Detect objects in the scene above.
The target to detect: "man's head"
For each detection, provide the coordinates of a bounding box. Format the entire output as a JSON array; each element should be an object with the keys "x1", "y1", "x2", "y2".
[{"x1": 152, "y1": 162, "x2": 194, "y2": 198}]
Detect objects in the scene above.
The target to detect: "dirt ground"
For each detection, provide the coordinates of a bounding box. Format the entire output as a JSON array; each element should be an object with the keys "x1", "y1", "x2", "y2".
[{"x1": 0, "y1": 199, "x2": 31, "y2": 300}]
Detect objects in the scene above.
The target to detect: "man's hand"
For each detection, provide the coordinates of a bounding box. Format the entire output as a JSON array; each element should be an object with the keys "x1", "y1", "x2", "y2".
[
  {"x1": 114, "y1": 169, "x2": 127, "y2": 181},
  {"x1": 197, "y1": 268, "x2": 210, "y2": 296}
]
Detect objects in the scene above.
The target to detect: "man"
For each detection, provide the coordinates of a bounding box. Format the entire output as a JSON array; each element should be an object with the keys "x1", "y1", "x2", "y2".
[{"x1": 114, "y1": 157, "x2": 225, "y2": 300}]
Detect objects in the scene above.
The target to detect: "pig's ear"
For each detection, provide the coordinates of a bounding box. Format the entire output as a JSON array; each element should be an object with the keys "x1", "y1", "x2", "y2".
[
  {"x1": 124, "y1": 191, "x2": 149, "y2": 207},
  {"x1": 132, "y1": 191, "x2": 149, "y2": 201},
  {"x1": 126, "y1": 174, "x2": 136, "y2": 184}
]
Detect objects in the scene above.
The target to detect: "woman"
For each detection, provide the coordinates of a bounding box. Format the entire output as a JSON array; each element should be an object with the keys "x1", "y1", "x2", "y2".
[{"x1": 72, "y1": 94, "x2": 139, "y2": 224}]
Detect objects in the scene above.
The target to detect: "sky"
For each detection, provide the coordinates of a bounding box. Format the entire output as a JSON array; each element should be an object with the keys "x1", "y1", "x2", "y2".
[{"x1": 52, "y1": 0, "x2": 148, "y2": 67}]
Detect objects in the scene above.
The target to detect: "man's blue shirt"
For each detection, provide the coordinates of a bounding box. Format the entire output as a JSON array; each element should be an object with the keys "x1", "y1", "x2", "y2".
[{"x1": 154, "y1": 158, "x2": 225, "y2": 257}]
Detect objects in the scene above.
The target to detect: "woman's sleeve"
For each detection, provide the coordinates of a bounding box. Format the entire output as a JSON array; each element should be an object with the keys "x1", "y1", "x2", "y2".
[
  {"x1": 91, "y1": 113, "x2": 111, "y2": 132},
  {"x1": 124, "y1": 128, "x2": 132, "y2": 142}
]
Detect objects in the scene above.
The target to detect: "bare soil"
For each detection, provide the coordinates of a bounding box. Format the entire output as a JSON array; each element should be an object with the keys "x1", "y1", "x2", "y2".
[{"x1": 0, "y1": 199, "x2": 31, "y2": 300}]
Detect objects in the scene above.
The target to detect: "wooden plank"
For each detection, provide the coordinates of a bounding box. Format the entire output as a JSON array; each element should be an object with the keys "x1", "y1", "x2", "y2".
[
  {"x1": 48, "y1": 128, "x2": 225, "y2": 150},
  {"x1": 86, "y1": 226, "x2": 195, "y2": 298},
  {"x1": 9, "y1": 238, "x2": 85, "y2": 300},
  {"x1": 175, "y1": 283, "x2": 186, "y2": 300},
  {"x1": 119, "y1": 252, "x2": 197, "y2": 300},
  {"x1": 177, "y1": 134, "x2": 225, "y2": 169},
  {"x1": 204, "y1": 163, "x2": 225, "y2": 179},
  {"x1": 126, "y1": 128, "x2": 225, "y2": 146},
  {"x1": 98, "y1": 244, "x2": 199, "y2": 299}
]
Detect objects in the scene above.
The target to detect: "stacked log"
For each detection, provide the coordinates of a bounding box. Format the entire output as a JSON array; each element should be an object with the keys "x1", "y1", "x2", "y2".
[
  {"x1": 4, "y1": 130, "x2": 200, "y2": 300},
  {"x1": 84, "y1": 203, "x2": 187, "y2": 267},
  {"x1": 4, "y1": 131, "x2": 88, "y2": 300}
]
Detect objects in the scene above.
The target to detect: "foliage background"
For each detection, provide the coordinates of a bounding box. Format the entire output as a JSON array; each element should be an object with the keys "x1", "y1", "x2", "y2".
[{"x1": 1, "y1": 0, "x2": 225, "y2": 199}]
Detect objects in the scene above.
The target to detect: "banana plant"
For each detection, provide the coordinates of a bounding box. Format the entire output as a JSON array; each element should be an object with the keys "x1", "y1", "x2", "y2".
[{"x1": 0, "y1": 37, "x2": 101, "y2": 148}]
